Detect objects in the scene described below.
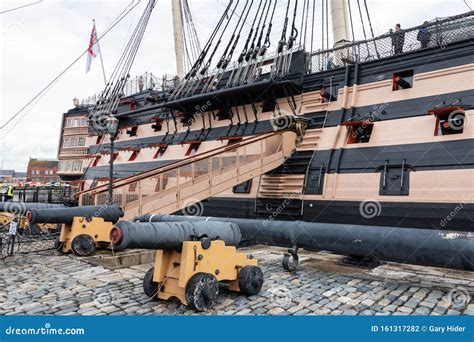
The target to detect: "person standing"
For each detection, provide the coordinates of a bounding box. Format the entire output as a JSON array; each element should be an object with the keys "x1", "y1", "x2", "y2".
[
  {"x1": 5, "y1": 185, "x2": 14, "y2": 202},
  {"x1": 391, "y1": 23, "x2": 405, "y2": 55},
  {"x1": 417, "y1": 21, "x2": 431, "y2": 48}
]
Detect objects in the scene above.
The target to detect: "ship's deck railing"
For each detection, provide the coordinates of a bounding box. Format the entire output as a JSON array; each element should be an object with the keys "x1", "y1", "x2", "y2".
[
  {"x1": 309, "y1": 11, "x2": 474, "y2": 73},
  {"x1": 78, "y1": 130, "x2": 298, "y2": 220},
  {"x1": 121, "y1": 72, "x2": 178, "y2": 96},
  {"x1": 79, "y1": 73, "x2": 179, "y2": 106}
]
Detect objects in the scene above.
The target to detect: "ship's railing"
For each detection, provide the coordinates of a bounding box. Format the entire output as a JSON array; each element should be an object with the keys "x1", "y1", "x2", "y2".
[
  {"x1": 77, "y1": 130, "x2": 298, "y2": 220},
  {"x1": 309, "y1": 11, "x2": 474, "y2": 73},
  {"x1": 122, "y1": 72, "x2": 179, "y2": 96},
  {"x1": 80, "y1": 73, "x2": 179, "y2": 106}
]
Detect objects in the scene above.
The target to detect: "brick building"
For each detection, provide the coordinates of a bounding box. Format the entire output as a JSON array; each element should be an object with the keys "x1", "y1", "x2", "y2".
[{"x1": 27, "y1": 158, "x2": 60, "y2": 184}]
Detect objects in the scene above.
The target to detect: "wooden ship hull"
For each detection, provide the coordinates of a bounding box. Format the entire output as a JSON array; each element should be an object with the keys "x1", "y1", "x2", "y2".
[{"x1": 73, "y1": 9, "x2": 473, "y2": 234}]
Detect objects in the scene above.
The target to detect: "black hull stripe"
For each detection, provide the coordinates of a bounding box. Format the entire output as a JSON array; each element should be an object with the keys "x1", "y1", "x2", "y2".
[
  {"x1": 324, "y1": 89, "x2": 474, "y2": 127},
  {"x1": 309, "y1": 138, "x2": 474, "y2": 174}
]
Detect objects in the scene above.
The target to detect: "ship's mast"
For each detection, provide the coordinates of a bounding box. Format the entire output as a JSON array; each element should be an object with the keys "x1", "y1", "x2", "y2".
[
  {"x1": 171, "y1": 0, "x2": 185, "y2": 78},
  {"x1": 330, "y1": 0, "x2": 351, "y2": 47}
]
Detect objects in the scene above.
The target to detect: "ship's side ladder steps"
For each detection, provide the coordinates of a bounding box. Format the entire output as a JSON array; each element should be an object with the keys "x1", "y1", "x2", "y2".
[
  {"x1": 254, "y1": 116, "x2": 325, "y2": 217},
  {"x1": 76, "y1": 125, "x2": 305, "y2": 221}
]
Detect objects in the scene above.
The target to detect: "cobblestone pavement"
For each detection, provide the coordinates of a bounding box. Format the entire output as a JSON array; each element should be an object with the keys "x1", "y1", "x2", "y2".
[{"x1": 0, "y1": 247, "x2": 472, "y2": 316}]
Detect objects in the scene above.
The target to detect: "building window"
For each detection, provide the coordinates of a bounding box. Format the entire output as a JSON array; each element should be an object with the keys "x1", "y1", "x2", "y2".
[
  {"x1": 80, "y1": 118, "x2": 88, "y2": 126},
  {"x1": 392, "y1": 70, "x2": 414, "y2": 91},
  {"x1": 72, "y1": 160, "x2": 83, "y2": 172},
  {"x1": 185, "y1": 143, "x2": 201, "y2": 156},
  {"x1": 78, "y1": 137, "x2": 86, "y2": 146},
  {"x1": 153, "y1": 146, "x2": 168, "y2": 159},
  {"x1": 346, "y1": 123, "x2": 374, "y2": 144}
]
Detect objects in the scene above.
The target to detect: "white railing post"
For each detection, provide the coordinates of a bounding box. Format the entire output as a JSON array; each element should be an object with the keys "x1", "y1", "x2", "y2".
[
  {"x1": 236, "y1": 147, "x2": 240, "y2": 177},
  {"x1": 177, "y1": 169, "x2": 181, "y2": 203},
  {"x1": 208, "y1": 158, "x2": 212, "y2": 194},
  {"x1": 138, "y1": 180, "x2": 142, "y2": 215}
]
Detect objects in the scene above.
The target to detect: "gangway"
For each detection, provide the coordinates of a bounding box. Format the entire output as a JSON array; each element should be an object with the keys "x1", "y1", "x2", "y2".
[{"x1": 77, "y1": 122, "x2": 306, "y2": 220}]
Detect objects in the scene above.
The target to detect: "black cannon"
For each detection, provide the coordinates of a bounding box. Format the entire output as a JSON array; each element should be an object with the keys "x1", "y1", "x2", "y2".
[
  {"x1": 111, "y1": 220, "x2": 262, "y2": 312},
  {"x1": 27, "y1": 205, "x2": 124, "y2": 224},
  {"x1": 25, "y1": 205, "x2": 124, "y2": 256},
  {"x1": 0, "y1": 202, "x2": 65, "y2": 213},
  {"x1": 136, "y1": 214, "x2": 473, "y2": 272},
  {"x1": 110, "y1": 220, "x2": 242, "y2": 251}
]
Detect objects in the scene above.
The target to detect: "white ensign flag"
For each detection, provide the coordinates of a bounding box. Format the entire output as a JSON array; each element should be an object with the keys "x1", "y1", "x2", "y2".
[{"x1": 86, "y1": 23, "x2": 99, "y2": 73}]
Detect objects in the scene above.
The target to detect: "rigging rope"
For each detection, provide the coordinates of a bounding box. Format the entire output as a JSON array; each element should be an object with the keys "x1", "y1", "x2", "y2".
[
  {"x1": 0, "y1": 0, "x2": 139, "y2": 132},
  {"x1": 237, "y1": 0, "x2": 263, "y2": 63},
  {"x1": 255, "y1": 0, "x2": 272, "y2": 52},
  {"x1": 363, "y1": 0, "x2": 375, "y2": 38},
  {"x1": 356, "y1": 0, "x2": 368, "y2": 40},
  {"x1": 288, "y1": 0, "x2": 299, "y2": 49},
  {"x1": 247, "y1": 0, "x2": 268, "y2": 58},
  {"x1": 188, "y1": 0, "x2": 234, "y2": 77},
  {"x1": 204, "y1": 0, "x2": 243, "y2": 71},
  {"x1": 347, "y1": 0, "x2": 356, "y2": 42},
  {"x1": 278, "y1": 0, "x2": 292, "y2": 53},
  {"x1": 310, "y1": 0, "x2": 315, "y2": 53},
  {"x1": 223, "y1": 0, "x2": 253, "y2": 65}
]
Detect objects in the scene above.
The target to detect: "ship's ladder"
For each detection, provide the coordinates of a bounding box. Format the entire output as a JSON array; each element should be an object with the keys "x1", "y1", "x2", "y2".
[{"x1": 76, "y1": 123, "x2": 305, "y2": 221}]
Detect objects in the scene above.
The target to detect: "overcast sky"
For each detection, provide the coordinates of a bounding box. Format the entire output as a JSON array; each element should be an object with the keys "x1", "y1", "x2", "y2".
[{"x1": 0, "y1": 0, "x2": 472, "y2": 171}]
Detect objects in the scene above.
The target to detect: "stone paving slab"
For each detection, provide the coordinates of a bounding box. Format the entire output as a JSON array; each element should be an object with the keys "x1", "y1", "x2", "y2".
[{"x1": 0, "y1": 247, "x2": 472, "y2": 316}]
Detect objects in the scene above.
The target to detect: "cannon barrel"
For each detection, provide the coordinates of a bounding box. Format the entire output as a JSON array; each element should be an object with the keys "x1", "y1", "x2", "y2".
[
  {"x1": 110, "y1": 221, "x2": 242, "y2": 251},
  {"x1": 0, "y1": 202, "x2": 65, "y2": 213},
  {"x1": 137, "y1": 214, "x2": 473, "y2": 271},
  {"x1": 27, "y1": 205, "x2": 124, "y2": 224}
]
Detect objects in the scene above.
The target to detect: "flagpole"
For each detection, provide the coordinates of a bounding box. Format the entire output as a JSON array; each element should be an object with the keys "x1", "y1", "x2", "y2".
[{"x1": 93, "y1": 19, "x2": 108, "y2": 87}]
